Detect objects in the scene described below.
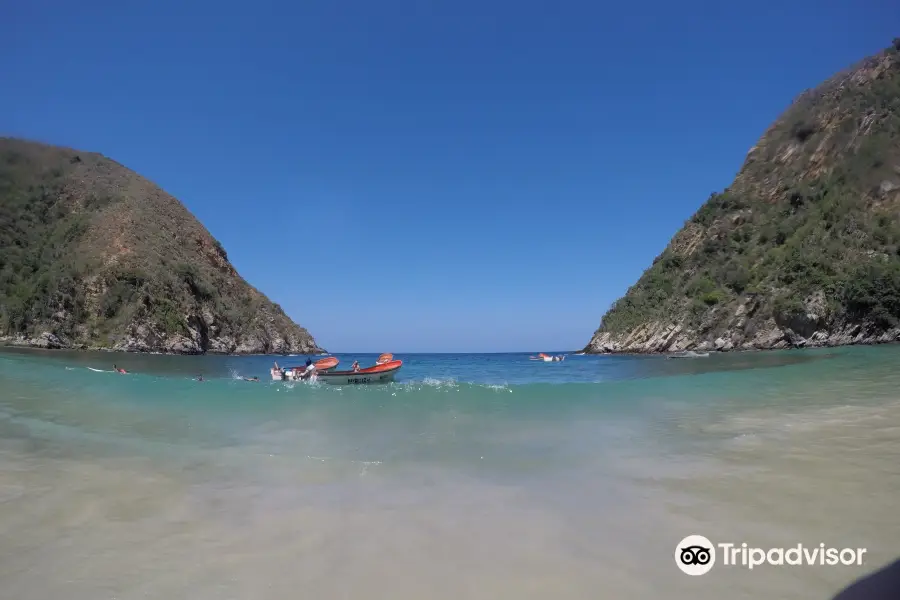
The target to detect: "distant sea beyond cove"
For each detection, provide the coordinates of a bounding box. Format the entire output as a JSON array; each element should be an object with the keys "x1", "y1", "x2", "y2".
[{"x1": 1, "y1": 345, "x2": 898, "y2": 599}]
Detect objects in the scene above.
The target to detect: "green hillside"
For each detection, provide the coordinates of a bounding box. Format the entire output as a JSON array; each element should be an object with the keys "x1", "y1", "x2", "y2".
[
  {"x1": 0, "y1": 138, "x2": 321, "y2": 354},
  {"x1": 585, "y1": 39, "x2": 900, "y2": 353}
]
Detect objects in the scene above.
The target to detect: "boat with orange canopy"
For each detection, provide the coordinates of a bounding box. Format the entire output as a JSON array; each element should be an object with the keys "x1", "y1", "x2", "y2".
[
  {"x1": 271, "y1": 356, "x2": 340, "y2": 380},
  {"x1": 313, "y1": 356, "x2": 339, "y2": 371},
  {"x1": 529, "y1": 353, "x2": 565, "y2": 362},
  {"x1": 316, "y1": 359, "x2": 403, "y2": 385}
]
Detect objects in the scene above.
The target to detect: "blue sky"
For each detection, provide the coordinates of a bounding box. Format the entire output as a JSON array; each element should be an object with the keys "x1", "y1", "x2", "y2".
[{"x1": 2, "y1": 1, "x2": 895, "y2": 352}]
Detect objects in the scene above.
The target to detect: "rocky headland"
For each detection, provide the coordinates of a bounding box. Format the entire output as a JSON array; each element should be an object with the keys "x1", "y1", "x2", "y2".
[
  {"x1": 585, "y1": 40, "x2": 900, "y2": 354},
  {"x1": 0, "y1": 138, "x2": 322, "y2": 355}
]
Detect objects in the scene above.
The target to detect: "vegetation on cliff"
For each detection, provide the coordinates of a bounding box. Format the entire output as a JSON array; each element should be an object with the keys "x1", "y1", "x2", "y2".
[
  {"x1": 0, "y1": 138, "x2": 321, "y2": 354},
  {"x1": 586, "y1": 39, "x2": 900, "y2": 353}
]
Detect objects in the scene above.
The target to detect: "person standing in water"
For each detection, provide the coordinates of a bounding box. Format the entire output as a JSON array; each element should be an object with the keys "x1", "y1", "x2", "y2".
[
  {"x1": 300, "y1": 358, "x2": 317, "y2": 380},
  {"x1": 271, "y1": 361, "x2": 284, "y2": 380}
]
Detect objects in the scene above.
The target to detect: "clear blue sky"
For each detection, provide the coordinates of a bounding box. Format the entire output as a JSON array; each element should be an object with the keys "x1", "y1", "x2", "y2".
[{"x1": 1, "y1": 1, "x2": 895, "y2": 352}]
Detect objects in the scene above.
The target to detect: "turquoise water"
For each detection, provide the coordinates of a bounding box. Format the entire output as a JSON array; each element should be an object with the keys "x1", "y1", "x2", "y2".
[{"x1": 1, "y1": 346, "x2": 899, "y2": 599}]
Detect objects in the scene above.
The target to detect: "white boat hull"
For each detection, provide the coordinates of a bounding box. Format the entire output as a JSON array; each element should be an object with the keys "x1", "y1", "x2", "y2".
[
  {"x1": 317, "y1": 369, "x2": 400, "y2": 385},
  {"x1": 272, "y1": 364, "x2": 338, "y2": 382},
  {"x1": 285, "y1": 369, "x2": 309, "y2": 381}
]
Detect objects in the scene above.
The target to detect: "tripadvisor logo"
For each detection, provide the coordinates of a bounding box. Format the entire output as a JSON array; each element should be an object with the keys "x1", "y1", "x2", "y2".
[
  {"x1": 676, "y1": 535, "x2": 716, "y2": 576},
  {"x1": 675, "y1": 535, "x2": 867, "y2": 575}
]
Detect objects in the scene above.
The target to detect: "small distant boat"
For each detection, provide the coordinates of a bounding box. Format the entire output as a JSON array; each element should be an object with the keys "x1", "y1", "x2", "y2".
[
  {"x1": 529, "y1": 353, "x2": 565, "y2": 362},
  {"x1": 316, "y1": 359, "x2": 403, "y2": 385}
]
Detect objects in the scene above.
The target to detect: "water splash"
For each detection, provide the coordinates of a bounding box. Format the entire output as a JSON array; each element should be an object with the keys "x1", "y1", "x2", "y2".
[{"x1": 421, "y1": 377, "x2": 458, "y2": 388}]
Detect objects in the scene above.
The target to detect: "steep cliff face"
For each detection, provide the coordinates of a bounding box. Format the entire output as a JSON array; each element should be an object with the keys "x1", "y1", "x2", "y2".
[
  {"x1": 585, "y1": 40, "x2": 900, "y2": 354},
  {"x1": 0, "y1": 138, "x2": 323, "y2": 354}
]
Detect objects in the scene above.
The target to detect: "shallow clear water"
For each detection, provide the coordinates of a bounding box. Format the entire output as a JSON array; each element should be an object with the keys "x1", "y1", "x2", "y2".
[{"x1": 1, "y1": 346, "x2": 898, "y2": 599}]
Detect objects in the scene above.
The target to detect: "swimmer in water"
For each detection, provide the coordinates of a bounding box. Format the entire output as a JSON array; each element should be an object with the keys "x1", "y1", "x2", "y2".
[{"x1": 114, "y1": 364, "x2": 127, "y2": 374}]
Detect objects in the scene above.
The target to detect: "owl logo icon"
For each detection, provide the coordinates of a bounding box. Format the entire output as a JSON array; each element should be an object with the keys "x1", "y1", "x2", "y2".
[{"x1": 676, "y1": 535, "x2": 716, "y2": 575}]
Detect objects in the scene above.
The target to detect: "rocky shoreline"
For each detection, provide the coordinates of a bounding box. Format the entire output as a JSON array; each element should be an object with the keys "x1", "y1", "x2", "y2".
[
  {"x1": 583, "y1": 327, "x2": 900, "y2": 354},
  {"x1": 583, "y1": 290, "x2": 900, "y2": 355},
  {"x1": 0, "y1": 330, "x2": 324, "y2": 356},
  {"x1": 583, "y1": 307, "x2": 900, "y2": 355}
]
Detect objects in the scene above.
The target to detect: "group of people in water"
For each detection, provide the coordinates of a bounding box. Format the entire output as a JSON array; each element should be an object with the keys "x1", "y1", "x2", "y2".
[
  {"x1": 110, "y1": 365, "x2": 260, "y2": 383},
  {"x1": 111, "y1": 357, "x2": 354, "y2": 383},
  {"x1": 270, "y1": 358, "x2": 362, "y2": 381},
  {"x1": 270, "y1": 358, "x2": 319, "y2": 381}
]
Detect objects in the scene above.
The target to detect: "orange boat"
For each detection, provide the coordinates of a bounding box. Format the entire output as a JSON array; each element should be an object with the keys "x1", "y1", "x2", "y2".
[
  {"x1": 314, "y1": 356, "x2": 339, "y2": 371},
  {"x1": 529, "y1": 353, "x2": 564, "y2": 362},
  {"x1": 316, "y1": 359, "x2": 403, "y2": 385},
  {"x1": 286, "y1": 356, "x2": 339, "y2": 372}
]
